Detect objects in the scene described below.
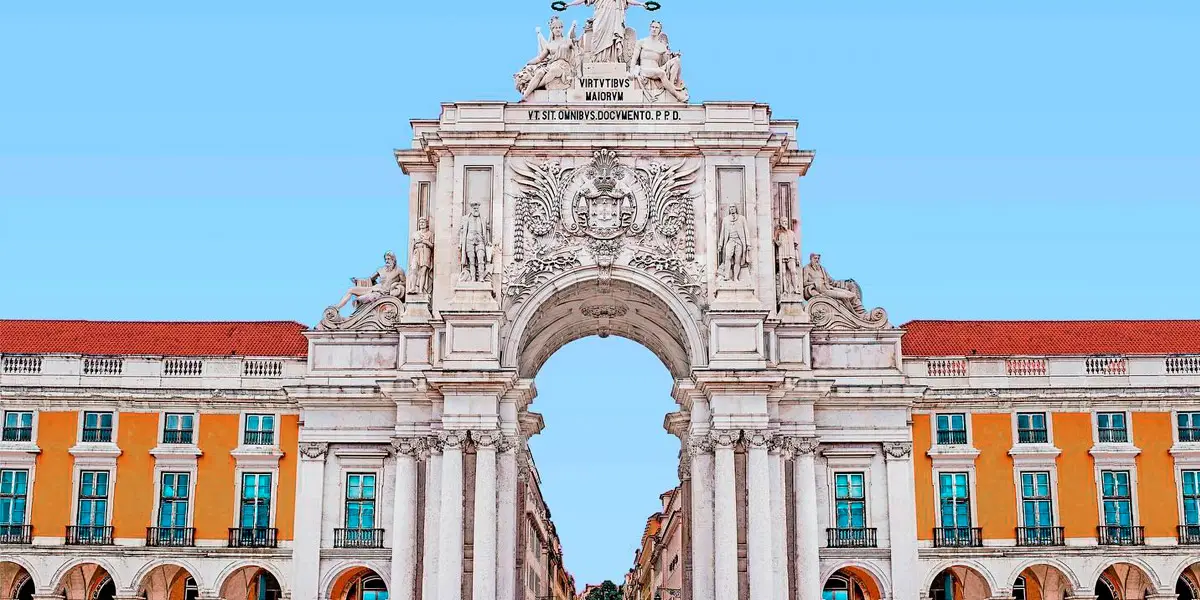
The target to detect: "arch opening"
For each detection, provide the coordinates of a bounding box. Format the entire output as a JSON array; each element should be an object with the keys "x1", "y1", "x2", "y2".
[
  {"x1": 1095, "y1": 563, "x2": 1155, "y2": 600},
  {"x1": 1012, "y1": 564, "x2": 1075, "y2": 600},
  {"x1": 329, "y1": 567, "x2": 388, "y2": 600},
  {"x1": 1176, "y1": 562, "x2": 1200, "y2": 600},
  {"x1": 55, "y1": 563, "x2": 115, "y2": 600},
  {"x1": 137, "y1": 564, "x2": 200, "y2": 600},
  {"x1": 822, "y1": 567, "x2": 883, "y2": 600},
  {"x1": 928, "y1": 566, "x2": 992, "y2": 600},
  {"x1": 219, "y1": 566, "x2": 282, "y2": 600},
  {"x1": 0, "y1": 562, "x2": 34, "y2": 600}
]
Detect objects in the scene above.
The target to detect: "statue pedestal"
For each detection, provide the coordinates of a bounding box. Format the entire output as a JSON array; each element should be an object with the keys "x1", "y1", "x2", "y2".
[
  {"x1": 402, "y1": 294, "x2": 433, "y2": 323},
  {"x1": 453, "y1": 280, "x2": 497, "y2": 306},
  {"x1": 777, "y1": 299, "x2": 809, "y2": 324}
]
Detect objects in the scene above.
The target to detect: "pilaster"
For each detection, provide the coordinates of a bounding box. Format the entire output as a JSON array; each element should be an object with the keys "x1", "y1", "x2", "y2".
[
  {"x1": 291, "y1": 441, "x2": 328, "y2": 600},
  {"x1": 787, "y1": 436, "x2": 821, "y2": 600},
  {"x1": 393, "y1": 436, "x2": 425, "y2": 600},
  {"x1": 882, "y1": 441, "x2": 919, "y2": 600}
]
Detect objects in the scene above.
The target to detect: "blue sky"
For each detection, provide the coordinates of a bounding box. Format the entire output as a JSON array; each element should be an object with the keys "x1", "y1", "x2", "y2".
[{"x1": 2, "y1": 0, "x2": 1198, "y2": 589}]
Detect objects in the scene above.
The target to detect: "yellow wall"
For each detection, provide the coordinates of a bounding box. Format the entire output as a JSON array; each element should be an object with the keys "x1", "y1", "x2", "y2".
[
  {"x1": 1134, "y1": 412, "x2": 1179, "y2": 538},
  {"x1": 1053, "y1": 412, "x2": 1100, "y2": 538},
  {"x1": 973, "y1": 413, "x2": 1018, "y2": 539},
  {"x1": 912, "y1": 414, "x2": 935, "y2": 539},
  {"x1": 112, "y1": 412, "x2": 158, "y2": 537},
  {"x1": 31, "y1": 411, "x2": 75, "y2": 536},
  {"x1": 275, "y1": 414, "x2": 299, "y2": 540},
  {"x1": 195, "y1": 413, "x2": 239, "y2": 539}
]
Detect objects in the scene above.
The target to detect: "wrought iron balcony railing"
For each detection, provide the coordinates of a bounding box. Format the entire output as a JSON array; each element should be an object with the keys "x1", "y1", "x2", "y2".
[
  {"x1": 933, "y1": 526, "x2": 982, "y2": 548},
  {"x1": 826, "y1": 527, "x2": 877, "y2": 548},
  {"x1": 334, "y1": 528, "x2": 385, "y2": 549},
  {"x1": 66, "y1": 525, "x2": 113, "y2": 545},
  {"x1": 1180, "y1": 525, "x2": 1200, "y2": 545},
  {"x1": 146, "y1": 526, "x2": 195, "y2": 547},
  {"x1": 1018, "y1": 429, "x2": 1049, "y2": 444},
  {"x1": 81, "y1": 427, "x2": 112, "y2": 443},
  {"x1": 936, "y1": 430, "x2": 968, "y2": 445},
  {"x1": 1, "y1": 427, "x2": 31, "y2": 442},
  {"x1": 1098, "y1": 428, "x2": 1129, "y2": 443},
  {"x1": 162, "y1": 429, "x2": 194, "y2": 444},
  {"x1": 1016, "y1": 526, "x2": 1064, "y2": 546},
  {"x1": 1098, "y1": 525, "x2": 1144, "y2": 546},
  {"x1": 243, "y1": 431, "x2": 275, "y2": 446},
  {"x1": 0, "y1": 524, "x2": 31, "y2": 544},
  {"x1": 228, "y1": 527, "x2": 278, "y2": 548}
]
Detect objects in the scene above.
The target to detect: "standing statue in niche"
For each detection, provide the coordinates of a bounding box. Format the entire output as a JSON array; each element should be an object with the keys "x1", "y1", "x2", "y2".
[
  {"x1": 717, "y1": 205, "x2": 750, "y2": 282},
  {"x1": 803, "y1": 253, "x2": 865, "y2": 313},
  {"x1": 409, "y1": 217, "x2": 434, "y2": 295},
  {"x1": 516, "y1": 16, "x2": 579, "y2": 100},
  {"x1": 460, "y1": 201, "x2": 493, "y2": 282},
  {"x1": 563, "y1": 0, "x2": 651, "y2": 63},
  {"x1": 333, "y1": 252, "x2": 406, "y2": 312},
  {"x1": 629, "y1": 21, "x2": 688, "y2": 103},
  {"x1": 774, "y1": 217, "x2": 801, "y2": 297}
]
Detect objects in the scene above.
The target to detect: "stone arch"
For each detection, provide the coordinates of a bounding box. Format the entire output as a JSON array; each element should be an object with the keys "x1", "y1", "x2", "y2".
[
  {"x1": 215, "y1": 562, "x2": 288, "y2": 600},
  {"x1": 1166, "y1": 557, "x2": 1200, "y2": 593},
  {"x1": 324, "y1": 564, "x2": 389, "y2": 600},
  {"x1": 1006, "y1": 561, "x2": 1079, "y2": 600},
  {"x1": 0, "y1": 560, "x2": 37, "y2": 599},
  {"x1": 1088, "y1": 560, "x2": 1162, "y2": 599},
  {"x1": 133, "y1": 561, "x2": 203, "y2": 600},
  {"x1": 51, "y1": 560, "x2": 121, "y2": 600},
  {"x1": 821, "y1": 563, "x2": 889, "y2": 599},
  {"x1": 923, "y1": 561, "x2": 997, "y2": 600},
  {"x1": 502, "y1": 265, "x2": 707, "y2": 378}
]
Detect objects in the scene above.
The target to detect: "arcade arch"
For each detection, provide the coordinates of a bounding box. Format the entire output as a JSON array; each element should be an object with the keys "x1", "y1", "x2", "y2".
[
  {"x1": 328, "y1": 566, "x2": 389, "y2": 600},
  {"x1": 136, "y1": 563, "x2": 200, "y2": 600},
  {"x1": 54, "y1": 562, "x2": 116, "y2": 600},
  {"x1": 218, "y1": 565, "x2": 284, "y2": 600},
  {"x1": 822, "y1": 566, "x2": 885, "y2": 600},
  {"x1": 927, "y1": 565, "x2": 993, "y2": 600},
  {"x1": 0, "y1": 561, "x2": 34, "y2": 600},
  {"x1": 1009, "y1": 563, "x2": 1076, "y2": 600},
  {"x1": 1094, "y1": 562, "x2": 1156, "y2": 600}
]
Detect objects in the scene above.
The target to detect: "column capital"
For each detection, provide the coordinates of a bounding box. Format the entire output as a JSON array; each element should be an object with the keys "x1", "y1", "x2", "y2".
[
  {"x1": 439, "y1": 430, "x2": 468, "y2": 449},
  {"x1": 473, "y1": 430, "x2": 500, "y2": 449},
  {"x1": 687, "y1": 432, "x2": 714, "y2": 455},
  {"x1": 779, "y1": 435, "x2": 819, "y2": 455},
  {"x1": 709, "y1": 429, "x2": 740, "y2": 449},
  {"x1": 495, "y1": 433, "x2": 520, "y2": 453},
  {"x1": 391, "y1": 436, "x2": 427, "y2": 458},
  {"x1": 298, "y1": 441, "x2": 329, "y2": 460},
  {"x1": 882, "y1": 441, "x2": 914, "y2": 460},
  {"x1": 744, "y1": 430, "x2": 772, "y2": 449}
]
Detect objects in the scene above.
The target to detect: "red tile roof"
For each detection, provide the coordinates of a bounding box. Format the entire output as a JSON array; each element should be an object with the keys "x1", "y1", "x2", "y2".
[
  {"x1": 902, "y1": 320, "x2": 1200, "y2": 357},
  {"x1": 0, "y1": 320, "x2": 309, "y2": 357}
]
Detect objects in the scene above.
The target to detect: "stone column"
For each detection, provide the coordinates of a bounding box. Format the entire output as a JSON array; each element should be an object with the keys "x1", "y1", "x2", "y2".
[
  {"x1": 292, "y1": 442, "x2": 328, "y2": 600},
  {"x1": 688, "y1": 436, "x2": 715, "y2": 600},
  {"x1": 473, "y1": 432, "x2": 500, "y2": 600},
  {"x1": 768, "y1": 439, "x2": 790, "y2": 600},
  {"x1": 711, "y1": 430, "x2": 739, "y2": 600},
  {"x1": 883, "y1": 442, "x2": 920, "y2": 600},
  {"x1": 422, "y1": 438, "x2": 444, "y2": 600},
  {"x1": 790, "y1": 437, "x2": 821, "y2": 600},
  {"x1": 438, "y1": 431, "x2": 467, "y2": 600},
  {"x1": 746, "y1": 431, "x2": 774, "y2": 600},
  {"x1": 496, "y1": 437, "x2": 519, "y2": 600},
  {"x1": 392, "y1": 438, "x2": 424, "y2": 600}
]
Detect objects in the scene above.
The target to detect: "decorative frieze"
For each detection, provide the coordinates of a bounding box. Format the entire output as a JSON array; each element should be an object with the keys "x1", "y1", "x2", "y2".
[
  {"x1": 298, "y1": 442, "x2": 329, "y2": 460},
  {"x1": 882, "y1": 441, "x2": 913, "y2": 460}
]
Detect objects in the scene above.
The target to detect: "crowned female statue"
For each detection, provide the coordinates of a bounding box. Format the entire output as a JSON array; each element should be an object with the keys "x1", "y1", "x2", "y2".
[{"x1": 564, "y1": 0, "x2": 650, "y2": 63}]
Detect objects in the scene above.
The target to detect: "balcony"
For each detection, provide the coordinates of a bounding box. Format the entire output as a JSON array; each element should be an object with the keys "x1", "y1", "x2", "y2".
[
  {"x1": 1179, "y1": 525, "x2": 1200, "y2": 545},
  {"x1": 228, "y1": 527, "x2": 277, "y2": 548},
  {"x1": 826, "y1": 527, "x2": 877, "y2": 548},
  {"x1": 1, "y1": 427, "x2": 31, "y2": 442},
  {"x1": 1017, "y1": 429, "x2": 1049, "y2": 444},
  {"x1": 243, "y1": 431, "x2": 275, "y2": 446},
  {"x1": 162, "y1": 429, "x2": 194, "y2": 445},
  {"x1": 1016, "y1": 526, "x2": 1064, "y2": 546},
  {"x1": 81, "y1": 428, "x2": 112, "y2": 443},
  {"x1": 933, "y1": 527, "x2": 982, "y2": 548},
  {"x1": 146, "y1": 526, "x2": 195, "y2": 547},
  {"x1": 1098, "y1": 525, "x2": 1144, "y2": 546},
  {"x1": 1098, "y1": 428, "x2": 1129, "y2": 443},
  {"x1": 66, "y1": 525, "x2": 113, "y2": 545},
  {"x1": 0, "y1": 524, "x2": 31, "y2": 544},
  {"x1": 936, "y1": 430, "x2": 968, "y2": 446},
  {"x1": 1182, "y1": 428, "x2": 1200, "y2": 443},
  {"x1": 335, "y1": 528, "x2": 385, "y2": 549}
]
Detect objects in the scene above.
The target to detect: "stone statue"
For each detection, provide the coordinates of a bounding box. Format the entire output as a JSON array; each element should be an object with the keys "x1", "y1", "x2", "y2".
[
  {"x1": 409, "y1": 217, "x2": 434, "y2": 295},
  {"x1": 516, "y1": 17, "x2": 579, "y2": 100},
  {"x1": 564, "y1": 0, "x2": 650, "y2": 63},
  {"x1": 717, "y1": 205, "x2": 750, "y2": 282},
  {"x1": 802, "y1": 253, "x2": 864, "y2": 313},
  {"x1": 775, "y1": 217, "x2": 800, "y2": 297},
  {"x1": 334, "y1": 252, "x2": 406, "y2": 311},
  {"x1": 629, "y1": 21, "x2": 688, "y2": 103},
  {"x1": 460, "y1": 201, "x2": 493, "y2": 282}
]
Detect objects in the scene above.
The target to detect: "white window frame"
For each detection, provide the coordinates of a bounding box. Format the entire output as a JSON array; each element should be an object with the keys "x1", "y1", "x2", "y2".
[
  {"x1": 157, "y1": 411, "x2": 200, "y2": 446},
  {"x1": 931, "y1": 468, "x2": 978, "y2": 529},
  {"x1": 822, "y1": 449, "x2": 875, "y2": 531},
  {"x1": 1012, "y1": 411, "x2": 1054, "y2": 445},
  {"x1": 1095, "y1": 467, "x2": 1140, "y2": 528},
  {"x1": 1176, "y1": 410, "x2": 1200, "y2": 444},
  {"x1": 233, "y1": 470, "x2": 278, "y2": 531},
  {"x1": 830, "y1": 470, "x2": 869, "y2": 529},
  {"x1": 151, "y1": 467, "x2": 198, "y2": 531},
  {"x1": 933, "y1": 412, "x2": 972, "y2": 447},
  {"x1": 1015, "y1": 470, "x2": 1060, "y2": 528},
  {"x1": 0, "y1": 468, "x2": 32, "y2": 527},
  {"x1": 342, "y1": 470, "x2": 382, "y2": 531},
  {"x1": 76, "y1": 409, "x2": 118, "y2": 445},
  {"x1": 1179, "y1": 468, "x2": 1200, "y2": 528},
  {"x1": 1, "y1": 410, "x2": 37, "y2": 444},
  {"x1": 1093, "y1": 410, "x2": 1135, "y2": 445},
  {"x1": 69, "y1": 467, "x2": 114, "y2": 528},
  {"x1": 240, "y1": 412, "x2": 280, "y2": 448}
]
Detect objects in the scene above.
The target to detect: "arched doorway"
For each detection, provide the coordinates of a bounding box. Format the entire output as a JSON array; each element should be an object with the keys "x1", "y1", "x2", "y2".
[
  {"x1": 822, "y1": 567, "x2": 883, "y2": 600},
  {"x1": 220, "y1": 566, "x2": 282, "y2": 600},
  {"x1": 55, "y1": 563, "x2": 116, "y2": 600},
  {"x1": 1012, "y1": 564, "x2": 1074, "y2": 600},
  {"x1": 1176, "y1": 563, "x2": 1200, "y2": 600},
  {"x1": 329, "y1": 567, "x2": 388, "y2": 600},
  {"x1": 929, "y1": 566, "x2": 992, "y2": 600},
  {"x1": 1095, "y1": 563, "x2": 1155, "y2": 600},
  {"x1": 137, "y1": 564, "x2": 200, "y2": 600},
  {"x1": 0, "y1": 562, "x2": 34, "y2": 600}
]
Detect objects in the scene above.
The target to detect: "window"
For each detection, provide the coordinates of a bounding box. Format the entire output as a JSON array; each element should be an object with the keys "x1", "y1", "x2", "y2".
[
  {"x1": 158, "y1": 472, "x2": 191, "y2": 530},
  {"x1": 938, "y1": 472, "x2": 971, "y2": 528},
  {"x1": 77, "y1": 471, "x2": 110, "y2": 527},
  {"x1": 1013, "y1": 577, "x2": 1027, "y2": 600},
  {"x1": 0, "y1": 470, "x2": 29, "y2": 529},
  {"x1": 1017, "y1": 412, "x2": 1049, "y2": 444},
  {"x1": 1020, "y1": 472, "x2": 1054, "y2": 527},
  {"x1": 1098, "y1": 412, "x2": 1129, "y2": 443},
  {"x1": 345, "y1": 473, "x2": 377, "y2": 539},
  {"x1": 2, "y1": 412, "x2": 32, "y2": 442},
  {"x1": 834, "y1": 473, "x2": 865, "y2": 528},
  {"x1": 1101, "y1": 470, "x2": 1133, "y2": 526},
  {"x1": 244, "y1": 414, "x2": 275, "y2": 446},
  {"x1": 935, "y1": 414, "x2": 967, "y2": 445},
  {"x1": 1181, "y1": 413, "x2": 1200, "y2": 442},
  {"x1": 82, "y1": 411, "x2": 113, "y2": 443},
  {"x1": 163, "y1": 413, "x2": 194, "y2": 444},
  {"x1": 1183, "y1": 471, "x2": 1200, "y2": 526},
  {"x1": 240, "y1": 473, "x2": 272, "y2": 529},
  {"x1": 359, "y1": 576, "x2": 388, "y2": 600},
  {"x1": 184, "y1": 577, "x2": 198, "y2": 600}
]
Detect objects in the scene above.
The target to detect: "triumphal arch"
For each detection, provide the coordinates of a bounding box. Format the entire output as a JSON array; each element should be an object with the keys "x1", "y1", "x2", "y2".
[{"x1": 302, "y1": 3, "x2": 915, "y2": 600}]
